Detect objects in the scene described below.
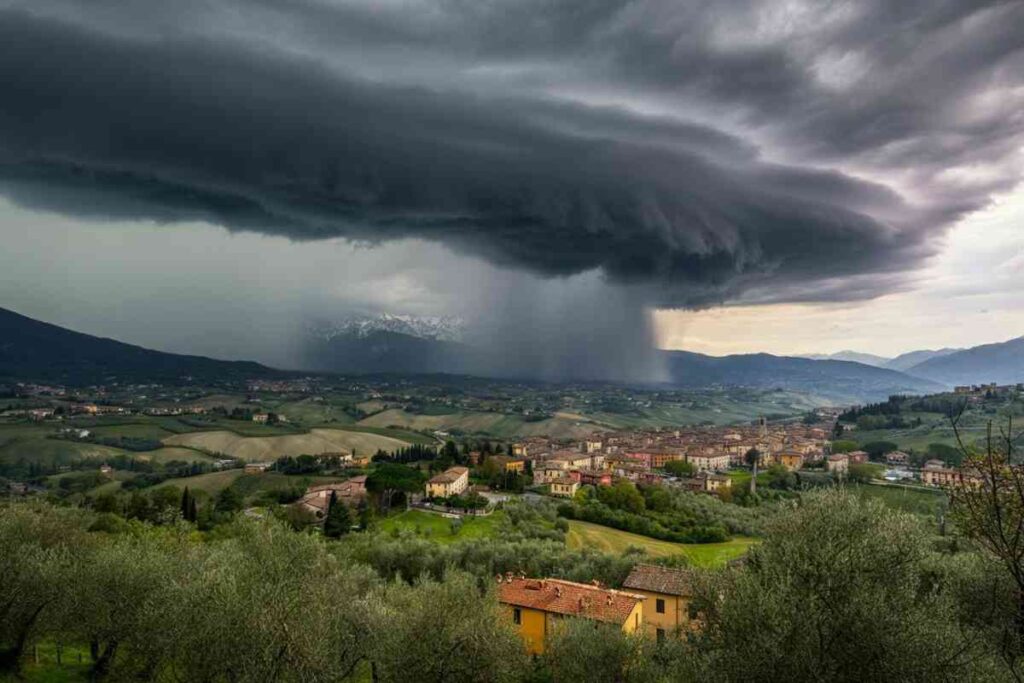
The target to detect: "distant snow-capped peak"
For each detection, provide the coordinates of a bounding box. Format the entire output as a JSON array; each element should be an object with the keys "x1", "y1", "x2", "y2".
[{"x1": 308, "y1": 313, "x2": 465, "y2": 342}]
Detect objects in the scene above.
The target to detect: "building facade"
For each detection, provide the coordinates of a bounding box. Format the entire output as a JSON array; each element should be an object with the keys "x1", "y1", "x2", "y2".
[
  {"x1": 498, "y1": 576, "x2": 645, "y2": 654},
  {"x1": 425, "y1": 466, "x2": 470, "y2": 498}
]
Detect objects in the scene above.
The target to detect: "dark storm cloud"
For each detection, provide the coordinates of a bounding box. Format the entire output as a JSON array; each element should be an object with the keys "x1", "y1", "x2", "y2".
[{"x1": 0, "y1": 0, "x2": 1022, "y2": 308}]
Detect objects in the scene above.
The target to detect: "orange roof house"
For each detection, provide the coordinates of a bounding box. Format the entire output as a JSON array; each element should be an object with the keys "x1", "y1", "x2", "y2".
[{"x1": 497, "y1": 576, "x2": 644, "y2": 654}]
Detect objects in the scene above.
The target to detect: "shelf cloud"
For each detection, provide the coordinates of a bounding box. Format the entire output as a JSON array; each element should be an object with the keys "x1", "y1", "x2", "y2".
[{"x1": 3, "y1": 0, "x2": 1021, "y2": 311}]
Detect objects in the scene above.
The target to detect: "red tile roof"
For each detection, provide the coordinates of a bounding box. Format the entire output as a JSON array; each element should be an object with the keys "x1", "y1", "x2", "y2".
[
  {"x1": 622, "y1": 564, "x2": 693, "y2": 597},
  {"x1": 428, "y1": 466, "x2": 469, "y2": 484},
  {"x1": 498, "y1": 577, "x2": 643, "y2": 625}
]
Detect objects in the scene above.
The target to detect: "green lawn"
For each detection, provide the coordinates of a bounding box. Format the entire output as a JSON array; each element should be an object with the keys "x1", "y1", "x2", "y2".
[
  {"x1": 726, "y1": 469, "x2": 773, "y2": 488},
  {"x1": 566, "y1": 520, "x2": 757, "y2": 568},
  {"x1": 377, "y1": 509, "x2": 505, "y2": 544}
]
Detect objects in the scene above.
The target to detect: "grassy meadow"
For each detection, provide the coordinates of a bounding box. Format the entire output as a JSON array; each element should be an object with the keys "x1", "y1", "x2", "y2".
[
  {"x1": 376, "y1": 509, "x2": 506, "y2": 544},
  {"x1": 566, "y1": 520, "x2": 756, "y2": 567}
]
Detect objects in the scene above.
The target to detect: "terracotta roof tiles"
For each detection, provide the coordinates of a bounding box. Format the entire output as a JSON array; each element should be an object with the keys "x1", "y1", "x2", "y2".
[
  {"x1": 622, "y1": 564, "x2": 693, "y2": 597},
  {"x1": 498, "y1": 577, "x2": 642, "y2": 625}
]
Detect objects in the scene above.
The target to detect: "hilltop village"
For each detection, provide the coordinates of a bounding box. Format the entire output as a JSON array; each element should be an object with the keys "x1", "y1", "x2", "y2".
[{"x1": 1, "y1": 374, "x2": 1021, "y2": 679}]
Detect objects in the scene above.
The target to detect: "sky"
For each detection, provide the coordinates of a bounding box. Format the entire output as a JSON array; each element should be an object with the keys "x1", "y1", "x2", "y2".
[{"x1": 1, "y1": 0, "x2": 1023, "y2": 373}]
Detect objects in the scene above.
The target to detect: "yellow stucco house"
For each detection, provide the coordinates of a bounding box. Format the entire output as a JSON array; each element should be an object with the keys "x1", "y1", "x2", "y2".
[
  {"x1": 778, "y1": 451, "x2": 805, "y2": 471},
  {"x1": 498, "y1": 576, "x2": 645, "y2": 654},
  {"x1": 549, "y1": 477, "x2": 579, "y2": 498},
  {"x1": 621, "y1": 564, "x2": 696, "y2": 641},
  {"x1": 425, "y1": 466, "x2": 469, "y2": 498}
]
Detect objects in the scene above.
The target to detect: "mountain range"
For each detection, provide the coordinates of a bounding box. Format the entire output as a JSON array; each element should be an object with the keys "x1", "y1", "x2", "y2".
[
  {"x1": 307, "y1": 314, "x2": 465, "y2": 343},
  {"x1": 1, "y1": 307, "x2": 1019, "y2": 400},
  {"x1": 906, "y1": 338, "x2": 1024, "y2": 386},
  {"x1": 804, "y1": 348, "x2": 960, "y2": 371},
  {"x1": 804, "y1": 341, "x2": 1024, "y2": 386},
  {"x1": 0, "y1": 307, "x2": 278, "y2": 385},
  {"x1": 296, "y1": 315, "x2": 943, "y2": 400}
]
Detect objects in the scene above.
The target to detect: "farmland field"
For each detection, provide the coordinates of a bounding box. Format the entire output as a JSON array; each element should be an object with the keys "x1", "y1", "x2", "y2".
[
  {"x1": 137, "y1": 447, "x2": 217, "y2": 464},
  {"x1": 357, "y1": 409, "x2": 602, "y2": 439},
  {"x1": 163, "y1": 428, "x2": 410, "y2": 460},
  {"x1": 338, "y1": 425, "x2": 439, "y2": 446},
  {"x1": 566, "y1": 520, "x2": 757, "y2": 567},
  {"x1": 273, "y1": 398, "x2": 359, "y2": 426},
  {"x1": 156, "y1": 469, "x2": 245, "y2": 496},
  {"x1": 0, "y1": 424, "x2": 127, "y2": 465}
]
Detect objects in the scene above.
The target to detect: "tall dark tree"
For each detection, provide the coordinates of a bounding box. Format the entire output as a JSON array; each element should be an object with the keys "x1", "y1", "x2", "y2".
[
  {"x1": 180, "y1": 487, "x2": 195, "y2": 522},
  {"x1": 356, "y1": 497, "x2": 371, "y2": 531},
  {"x1": 366, "y1": 463, "x2": 425, "y2": 513},
  {"x1": 744, "y1": 448, "x2": 761, "y2": 495},
  {"x1": 323, "y1": 491, "x2": 351, "y2": 538}
]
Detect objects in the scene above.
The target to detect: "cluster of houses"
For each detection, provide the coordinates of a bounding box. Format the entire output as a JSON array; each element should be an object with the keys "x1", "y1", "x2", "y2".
[
  {"x1": 497, "y1": 563, "x2": 698, "y2": 654},
  {"x1": 472, "y1": 419, "x2": 835, "y2": 498},
  {"x1": 954, "y1": 383, "x2": 1023, "y2": 397},
  {"x1": 0, "y1": 403, "x2": 131, "y2": 420}
]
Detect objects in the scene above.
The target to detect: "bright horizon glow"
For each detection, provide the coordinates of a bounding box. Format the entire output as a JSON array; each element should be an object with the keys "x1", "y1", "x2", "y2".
[{"x1": 655, "y1": 183, "x2": 1024, "y2": 358}]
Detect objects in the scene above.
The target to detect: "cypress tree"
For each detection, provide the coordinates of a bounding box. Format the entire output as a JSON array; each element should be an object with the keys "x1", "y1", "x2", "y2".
[
  {"x1": 324, "y1": 491, "x2": 351, "y2": 538},
  {"x1": 180, "y1": 487, "x2": 192, "y2": 521},
  {"x1": 357, "y1": 497, "x2": 371, "y2": 531}
]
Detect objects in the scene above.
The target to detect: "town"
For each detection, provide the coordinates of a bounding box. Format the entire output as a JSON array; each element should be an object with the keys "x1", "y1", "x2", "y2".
[{"x1": 5, "y1": 374, "x2": 1011, "y2": 671}]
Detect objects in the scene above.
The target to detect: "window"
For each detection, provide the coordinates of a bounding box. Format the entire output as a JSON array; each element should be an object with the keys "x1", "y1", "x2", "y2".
[
  {"x1": 656, "y1": 628, "x2": 666, "y2": 643},
  {"x1": 655, "y1": 598, "x2": 665, "y2": 614},
  {"x1": 513, "y1": 608, "x2": 521, "y2": 625}
]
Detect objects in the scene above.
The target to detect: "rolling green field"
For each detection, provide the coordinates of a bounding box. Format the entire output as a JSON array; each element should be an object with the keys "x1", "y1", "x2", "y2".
[
  {"x1": 566, "y1": 520, "x2": 757, "y2": 567},
  {"x1": 156, "y1": 469, "x2": 245, "y2": 496},
  {"x1": 336, "y1": 425, "x2": 439, "y2": 446},
  {"x1": 272, "y1": 398, "x2": 359, "y2": 426},
  {"x1": 586, "y1": 390, "x2": 826, "y2": 429},
  {"x1": 0, "y1": 424, "x2": 127, "y2": 466},
  {"x1": 358, "y1": 409, "x2": 602, "y2": 439},
  {"x1": 376, "y1": 509, "x2": 505, "y2": 544},
  {"x1": 137, "y1": 447, "x2": 217, "y2": 464}
]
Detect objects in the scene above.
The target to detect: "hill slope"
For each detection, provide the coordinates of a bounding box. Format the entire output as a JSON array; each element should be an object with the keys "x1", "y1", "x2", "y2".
[
  {"x1": 884, "y1": 348, "x2": 960, "y2": 372},
  {"x1": 0, "y1": 307, "x2": 278, "y2": 384},
  {"x1": 804, "y1": 351, "x2": 891, "y2": 367},
  {"x1": 907, "y1": 337, "x2": 1024, "y2": 386},
  {"x1": 664, "y1": 351, "x2": 942, "y2": 402}
]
